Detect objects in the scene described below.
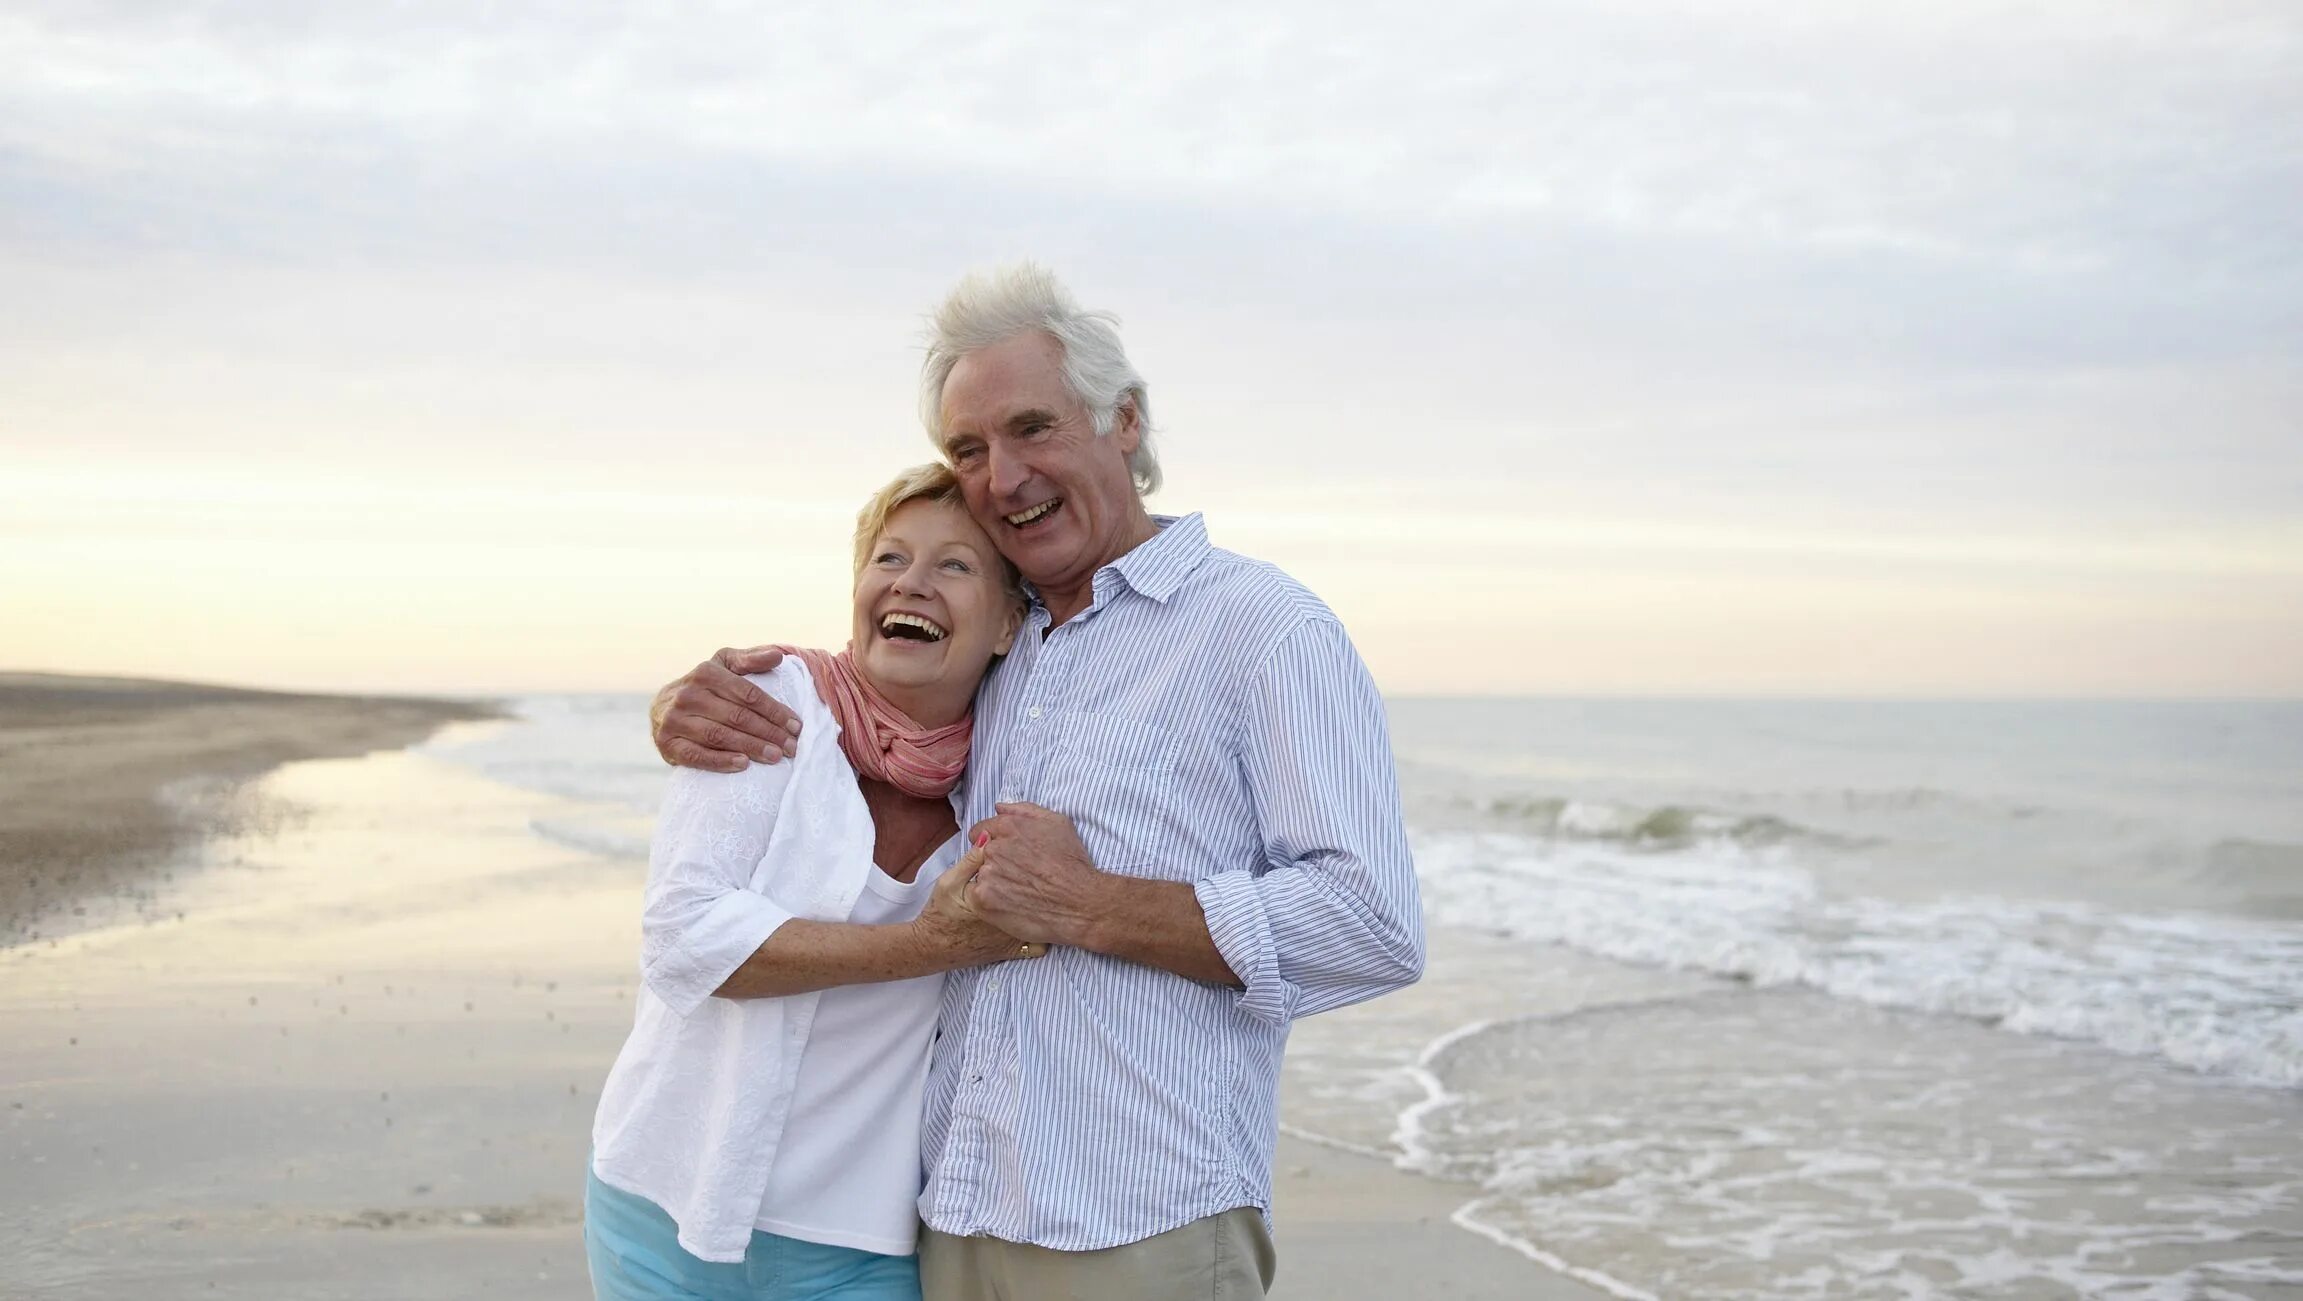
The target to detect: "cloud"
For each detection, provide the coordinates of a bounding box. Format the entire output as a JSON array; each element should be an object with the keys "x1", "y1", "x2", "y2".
[
  {"x1": 0, "y1": 1, "x2": 2297, "y2": 693},
  {"x1": 7, "y1": 1, "x2": 2298, "y2": 270}
]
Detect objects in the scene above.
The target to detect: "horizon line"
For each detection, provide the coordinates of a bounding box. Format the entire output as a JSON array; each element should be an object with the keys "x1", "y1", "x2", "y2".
[{"x1": 10, "y1": 668, "x2": 2298, "y2": 709}]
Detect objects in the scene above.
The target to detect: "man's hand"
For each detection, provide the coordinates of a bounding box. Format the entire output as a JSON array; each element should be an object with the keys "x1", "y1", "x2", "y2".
[
  {"x1": 970, "y1": 801, "x2": 1242, "y2": 986},
  {"x1": 650, "y1": 646, "x2": 803, "y2": 772},
  {"x1": 919, "y1": 850, "x2": 1048, "y2": 966},
  {"x1": 967, "y1": 802, "x2": 1113, "y2": 948}
]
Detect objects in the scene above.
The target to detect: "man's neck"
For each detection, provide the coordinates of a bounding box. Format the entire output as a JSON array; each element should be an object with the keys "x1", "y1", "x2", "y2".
[
  {"x1": 1041, "y1": 588, "x2": 1093, "y2": 629},
  {"x1": 1037, "y1": 512, "x2": 1161, "y2": 629}
]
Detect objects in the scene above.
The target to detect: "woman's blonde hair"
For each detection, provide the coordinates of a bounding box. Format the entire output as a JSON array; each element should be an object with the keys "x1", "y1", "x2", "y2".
[{"x1": 851, "y1": 463, "x2": 1024, "y2": 604}]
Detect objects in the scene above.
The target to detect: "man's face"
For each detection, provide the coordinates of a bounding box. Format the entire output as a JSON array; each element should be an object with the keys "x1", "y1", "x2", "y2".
[{"x1": 937, "y1": 331, "x2": 1144, "y2": 597}]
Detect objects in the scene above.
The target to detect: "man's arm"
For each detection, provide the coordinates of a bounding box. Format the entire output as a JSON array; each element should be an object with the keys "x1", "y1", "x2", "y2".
[
  {"x1": 651, "y1": 646, "x2": 805, "y2": 771},
  {"x1": 966, "y1": 804, "x2": 1239, "y2": 986},
  {"x1": 1191, "y1": 617, "x2": 1425, "y2": 1025},
  {"x1": 968, "y1": 619, "x2": 1425, "y2": 1018}
]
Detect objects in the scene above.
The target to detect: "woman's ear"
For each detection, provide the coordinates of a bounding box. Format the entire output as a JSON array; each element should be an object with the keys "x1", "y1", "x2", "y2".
[{"x1": 993, "y1": 599, "x2": 1024, "y2": 657}]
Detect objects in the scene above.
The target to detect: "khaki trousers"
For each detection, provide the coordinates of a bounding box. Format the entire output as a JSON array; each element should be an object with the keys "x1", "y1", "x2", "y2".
[{"x1": 920, "y1": 1208, "x2": 1276, "y2": 1301}]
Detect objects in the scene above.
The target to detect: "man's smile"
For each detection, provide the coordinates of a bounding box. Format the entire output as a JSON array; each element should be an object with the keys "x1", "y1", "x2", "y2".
[{"x1": 1003, "y1": 498, "x2": 1064, "y2": 530}]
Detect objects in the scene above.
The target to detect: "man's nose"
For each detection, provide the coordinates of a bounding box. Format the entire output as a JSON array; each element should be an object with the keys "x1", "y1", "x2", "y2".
[{"x1": 986, "y1": 441, "x2": 1029, "y2": 499}]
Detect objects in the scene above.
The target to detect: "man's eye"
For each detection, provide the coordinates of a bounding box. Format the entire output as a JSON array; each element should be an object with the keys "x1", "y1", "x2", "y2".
[{"x1": 951, "y1": 444, "x2": 983, "y2": 462}]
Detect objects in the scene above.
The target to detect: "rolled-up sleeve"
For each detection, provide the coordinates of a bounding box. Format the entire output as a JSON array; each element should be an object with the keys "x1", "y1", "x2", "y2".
[
  {"x1": 639, "y1": 761, "x2": 799, "y2": 1018},
  {"x1": 1194, "y1": 618, "x2": 1425, "y2": 1026}
]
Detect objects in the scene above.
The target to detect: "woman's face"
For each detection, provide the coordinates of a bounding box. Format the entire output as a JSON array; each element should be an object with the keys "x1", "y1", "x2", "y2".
[{"x1": 851, "y1": 498, "x2": 1021, "y2": 716}]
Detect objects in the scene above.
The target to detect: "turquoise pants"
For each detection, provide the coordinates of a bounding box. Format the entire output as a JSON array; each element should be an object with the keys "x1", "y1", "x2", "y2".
[{"x1": 584, "y1": 1168, "x2": 921, "y2": 1301}]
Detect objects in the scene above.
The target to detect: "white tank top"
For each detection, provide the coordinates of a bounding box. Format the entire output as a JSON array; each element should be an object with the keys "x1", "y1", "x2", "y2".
[{"x1": 753, "y1": 849, "x2": 950, "y2": 1255}]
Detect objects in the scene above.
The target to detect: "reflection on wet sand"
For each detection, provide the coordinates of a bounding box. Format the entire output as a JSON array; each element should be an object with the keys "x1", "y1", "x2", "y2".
[{"x1": 3, "y1": 740, "x2": 639, "y2": 1300}]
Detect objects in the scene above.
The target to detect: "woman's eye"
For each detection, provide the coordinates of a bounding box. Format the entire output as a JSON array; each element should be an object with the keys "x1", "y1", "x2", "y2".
[
  {"x1": 941, "y1": 558, "x2": 971, "y2": 572},
  {"x1": 875, "y1": 551, "x2": 904, "y2": 566}
]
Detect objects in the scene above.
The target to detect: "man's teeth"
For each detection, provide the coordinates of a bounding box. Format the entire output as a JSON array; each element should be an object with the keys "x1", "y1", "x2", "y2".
[
  {"x1": 1005, "y1": 499, "x2": 1060, "y2": 527},
  {"x1": 881, "y1": 613, "x2": 947, "y2": 641}
]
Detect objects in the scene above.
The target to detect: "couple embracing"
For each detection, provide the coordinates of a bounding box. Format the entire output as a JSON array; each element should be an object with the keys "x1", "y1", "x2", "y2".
[{"x1": 585, "y1": 264, "x2": 1425, "y2": 1301}]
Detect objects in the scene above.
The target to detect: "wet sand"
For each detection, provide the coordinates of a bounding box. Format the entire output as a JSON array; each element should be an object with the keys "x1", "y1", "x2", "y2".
[
  {"x1": 0, "y1": 692, "x2": 1601, "y2": 1300},
  {"x1": 0, "y1": 672, "x2": 495, "y2": 945},
  {"x1": 1269, "y1": 1136, "x2": 1610, "y2": 1300}
]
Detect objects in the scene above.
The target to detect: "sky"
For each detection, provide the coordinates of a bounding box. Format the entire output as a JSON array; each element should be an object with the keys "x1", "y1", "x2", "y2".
[{"x1": 3, "y1": 1, "x2": 2299, "y2": 697}]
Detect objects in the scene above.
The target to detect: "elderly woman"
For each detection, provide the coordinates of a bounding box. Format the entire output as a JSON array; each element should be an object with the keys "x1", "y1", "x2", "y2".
[{"x1": 586, "y1": 464, "x2": 1034, "y2": 1301}]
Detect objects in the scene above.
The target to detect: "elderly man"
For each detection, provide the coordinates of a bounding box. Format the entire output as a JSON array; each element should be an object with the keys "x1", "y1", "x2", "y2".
[{"x1": 650, "y1": 264, "x2": 1424, "y2": 1299}]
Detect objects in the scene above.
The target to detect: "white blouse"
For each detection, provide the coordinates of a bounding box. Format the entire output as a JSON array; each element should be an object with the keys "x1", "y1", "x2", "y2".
[
  {"x1": 590, "y1": 659, "x2": 963, "y2": 1264},
  {"x1": 754, "y1": 864, "x2": 943, "y2": 1255}
]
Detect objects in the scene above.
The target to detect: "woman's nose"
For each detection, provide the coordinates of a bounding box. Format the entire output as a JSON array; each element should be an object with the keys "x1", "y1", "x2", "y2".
[{"x1": 892, "y1": 558, "x2": 935, "y2": 596}]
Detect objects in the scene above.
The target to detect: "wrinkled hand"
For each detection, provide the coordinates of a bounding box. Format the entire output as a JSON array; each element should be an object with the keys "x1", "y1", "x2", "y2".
[
  {"x1": 922, "y1": 850, "x2": 1046, "y2": 966},
  {"x1": 967, "y1": 802, "x2": 1109, "y2": 947},
  {"x1": 650, "y1": 646, "x2": 803, "y2": 771}
]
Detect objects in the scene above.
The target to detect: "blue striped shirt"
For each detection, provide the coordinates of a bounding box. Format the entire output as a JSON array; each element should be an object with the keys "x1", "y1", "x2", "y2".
[{"x1": 917, "y1": 512, "x2": 1426, "y2": 1250}]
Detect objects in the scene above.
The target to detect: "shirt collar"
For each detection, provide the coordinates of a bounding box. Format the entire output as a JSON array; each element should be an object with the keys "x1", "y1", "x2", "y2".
[
  {"x1": 1021, "y1": 513, "x2": 1211, "y2": 613},
  {"x1": 1105, "y1": 513, "x2": 1209, "y2": 603}
]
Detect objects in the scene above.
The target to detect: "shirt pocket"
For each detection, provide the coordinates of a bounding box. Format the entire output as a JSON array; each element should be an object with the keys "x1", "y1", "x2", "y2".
[
  {"x1": 1041, "y1": 712, "x2": 1182, "y2": 876},
  {"x1": 1049, "y1": 710, "x2": 1179, "y2": 774}
]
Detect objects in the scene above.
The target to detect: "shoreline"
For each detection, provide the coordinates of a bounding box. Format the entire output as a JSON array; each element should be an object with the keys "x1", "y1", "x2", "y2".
[
  {"x1": 1270, "y1": 1131, "x2": 1610, "y2": 1300},
  {"x1": 0, "y1": 685, "x2": 1616, "y2": 1300},
  {"x1": 0, "y1": 671, "x2": 497, "y2": 946}
]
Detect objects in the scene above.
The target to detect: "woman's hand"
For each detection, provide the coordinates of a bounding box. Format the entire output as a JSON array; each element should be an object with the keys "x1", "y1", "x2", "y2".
[{"x1": 917, "y1": 851, "x2": 1047, "y2": 967}]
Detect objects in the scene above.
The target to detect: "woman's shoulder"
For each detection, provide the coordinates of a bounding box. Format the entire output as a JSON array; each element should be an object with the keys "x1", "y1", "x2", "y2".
[
  {"x1": 747, "y1": 655, "x2": 833, "y2": 723},
  {"x1": 654, "y1": 655, "x2": 835, "y2": 812}
]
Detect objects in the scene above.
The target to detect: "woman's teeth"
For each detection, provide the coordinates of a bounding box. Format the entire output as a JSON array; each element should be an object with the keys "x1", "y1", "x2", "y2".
[{"x1": 880, "y1": 613, "x2": 947, "y2": 642}]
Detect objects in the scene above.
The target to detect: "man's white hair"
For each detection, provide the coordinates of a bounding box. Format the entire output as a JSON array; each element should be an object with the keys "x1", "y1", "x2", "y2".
[{"x1": 919, "y1": 263, "x2": 1161, "y2": 496}]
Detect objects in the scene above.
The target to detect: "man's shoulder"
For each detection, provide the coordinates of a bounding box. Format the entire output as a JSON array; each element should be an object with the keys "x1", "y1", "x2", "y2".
[
  {"x1": 1183, "y1": 545, "x2": 1338, "y2": 632},
  {"x1": 1152, "y1": 545, "x2": 1365, "y2": 688}
]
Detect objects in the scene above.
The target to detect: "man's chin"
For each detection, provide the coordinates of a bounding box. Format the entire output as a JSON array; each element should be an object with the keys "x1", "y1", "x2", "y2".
[{"x1": 1005, "y1": 515, "x2": 1084, "y2": 571}]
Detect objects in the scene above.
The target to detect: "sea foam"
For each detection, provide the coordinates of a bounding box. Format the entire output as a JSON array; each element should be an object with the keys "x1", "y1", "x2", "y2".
[{"x1": 1413, "y1": 828, "x2": 2303, "y2": 1089}]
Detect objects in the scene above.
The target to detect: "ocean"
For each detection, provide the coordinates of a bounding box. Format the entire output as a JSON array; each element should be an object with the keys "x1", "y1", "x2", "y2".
[{"x1": 424, "y1": 695, "x2": 2303, "y2": 1300}]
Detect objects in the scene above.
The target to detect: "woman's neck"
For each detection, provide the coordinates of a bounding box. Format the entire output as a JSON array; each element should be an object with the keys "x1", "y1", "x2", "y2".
[{"x1": 869, "y1": 677, "x2": 971, "y2": 729}]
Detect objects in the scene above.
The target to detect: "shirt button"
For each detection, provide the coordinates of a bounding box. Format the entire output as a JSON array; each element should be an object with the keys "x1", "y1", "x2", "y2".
[{"x1": 1027, "y1": 706, "x2": 1042, "y2": 720}]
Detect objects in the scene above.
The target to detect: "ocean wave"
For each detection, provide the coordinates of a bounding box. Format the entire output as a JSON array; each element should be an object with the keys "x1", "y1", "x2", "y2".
[
  {"x1": 419, "y1": 693, "x2": 669, "y2": 814},
  {"x1": 1466, "y1": 794, "x2": 1863, "y2": 853},
  {"x1": 1414, "y1": 830, "x2": 2303, "y2": 1089},
  {"x1": 526, "y1": 817, "x2": 652, "y2": 862}
]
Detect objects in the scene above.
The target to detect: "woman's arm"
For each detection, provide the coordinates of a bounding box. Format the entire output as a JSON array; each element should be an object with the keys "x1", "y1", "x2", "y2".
[
  {"x1": 713, "y1": 854, "x2": 1040, "y2": 999},
  {"x1": 636, "y1": 676, "x2": 1039, "y2": 1016}
]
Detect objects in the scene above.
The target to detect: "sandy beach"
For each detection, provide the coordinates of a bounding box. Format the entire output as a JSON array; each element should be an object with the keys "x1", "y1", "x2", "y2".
[
  {"x1": 0, "y1": 672, "x2": 495, "y2": 947},
  {"x1": 0, "y1": 675, "x2": 1599, "y2": 1300}
]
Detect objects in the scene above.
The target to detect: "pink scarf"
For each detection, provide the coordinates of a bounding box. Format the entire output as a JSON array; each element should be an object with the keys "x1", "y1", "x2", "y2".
[{"x1": 775, "y1": 646, "x2": 972, "y2": 799}]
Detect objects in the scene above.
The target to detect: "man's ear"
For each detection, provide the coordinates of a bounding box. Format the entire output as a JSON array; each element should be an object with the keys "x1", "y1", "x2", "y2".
[{"x1": 1112, "y1": 397, "x2": 1141, "y2": 459}]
